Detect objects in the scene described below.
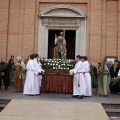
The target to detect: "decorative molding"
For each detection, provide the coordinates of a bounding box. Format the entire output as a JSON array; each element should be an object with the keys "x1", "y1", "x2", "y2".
[
  {"x1": 41, "y1": 18, "x2": 81, "y2": 26},
  {"x1": 39, "y1": 5, "x2": 86, "y2": 18}
]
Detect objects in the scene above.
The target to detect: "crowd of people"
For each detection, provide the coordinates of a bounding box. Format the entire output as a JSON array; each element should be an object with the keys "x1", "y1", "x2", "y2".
[
  {"x1": 0, "y1": 54, "x2": 120, "y2": 98},
  {"x1": 70, "y1": 55, "x2": 120, "y2": 99},
  {"x1": 0, "y1": 56, "x2": 14, "y2": 90},
  {"x1": 0, "y1": 54, "x2": 44, "y2": 95}
]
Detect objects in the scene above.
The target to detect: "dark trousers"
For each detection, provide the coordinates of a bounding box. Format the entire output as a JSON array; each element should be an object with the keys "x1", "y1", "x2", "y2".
[
  {"x1": 0, "y1": 76, "x2": 8, "y2": 90},
  {"x1": 110, "y1": 82, "x2": 120, "y2": 94}
]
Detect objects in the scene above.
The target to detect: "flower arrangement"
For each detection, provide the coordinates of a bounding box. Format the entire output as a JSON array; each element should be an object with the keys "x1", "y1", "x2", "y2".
[
  {"x1": 41, "y1": 59, "x2": 75, "y2": 71},
  {"x1": 111, "y1": 77, "x2": 120, "y2": 86}
]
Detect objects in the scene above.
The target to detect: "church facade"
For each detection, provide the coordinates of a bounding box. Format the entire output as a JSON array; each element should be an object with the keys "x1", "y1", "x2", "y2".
[{"x1": 0, "y1": 0, "x2": 120, "y2": 64}]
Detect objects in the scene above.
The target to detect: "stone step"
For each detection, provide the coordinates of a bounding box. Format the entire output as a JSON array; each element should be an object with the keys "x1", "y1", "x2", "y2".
[
  {"x1": 102, "y1": 103, "x2": 120, "y2": 105},
  {"x1": 0, "y1": 99, "x2": 11, "y2": 104},
  {"x1": 0, "y1": 104, "x2": 6, "y2": 108},
  {"x1": 102, "y1": 103, "x2": 120, "y2": 109},
  {"x1": 105, "y1": 108, "x2": 120, "y2": 113},
  {"x1": 110, "y1": 117, "x2": 120, "y2": 120},
  {"x1": 105, "y1": 108, "x2": 120, "y2": 117},
  {"x1": 0, "y1": 104, "x2": 7, "y2": 112}
]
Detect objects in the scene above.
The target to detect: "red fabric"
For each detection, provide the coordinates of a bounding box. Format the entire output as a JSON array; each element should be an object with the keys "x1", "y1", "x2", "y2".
[
  {"x1": 41, "y1": 74, "x2": 73, "y2": 94},
  {"x1": 77, "y1": 72, "x2": 83, "y2": 87},
  {"x1": 117, "y1": 63, "x2": 120, "y2": 69}
]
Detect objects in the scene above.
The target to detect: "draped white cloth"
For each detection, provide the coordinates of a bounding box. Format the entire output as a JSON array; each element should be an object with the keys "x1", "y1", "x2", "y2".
[
  {"x1": 73, "y1": 61, "x2": 86, "y2": 96},
  {"x1": 23, "y1": 59, "x2": 39, "y2": 95},
  {"x1": 83, "y1": 61, "x2": 92, "y2": 96}
]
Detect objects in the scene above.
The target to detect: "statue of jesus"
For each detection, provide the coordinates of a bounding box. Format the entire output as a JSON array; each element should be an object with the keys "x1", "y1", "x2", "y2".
[{"x1": 54, "y1": 32, "x2": 67, "y2": 59}]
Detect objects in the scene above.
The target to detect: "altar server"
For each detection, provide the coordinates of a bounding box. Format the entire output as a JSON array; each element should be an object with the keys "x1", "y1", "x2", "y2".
[
  {"x1": 38, "y1": 57, "x2": 45, "y2": 90},
  {"x1": 23, "y1": 54, "x2": 39, "y2": 95},
  {"x1": 33, "y1": 54, "x2": 44, "y2": 94},
  {"x1": 72, "y1": 55, "x2": 86, "y2": 99},
  {"x1": 83, "y1": 56, "x2": 92, "y2": 96}
]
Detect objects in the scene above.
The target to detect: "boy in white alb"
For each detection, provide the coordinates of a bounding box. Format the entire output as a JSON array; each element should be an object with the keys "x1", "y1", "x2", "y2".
[
  {"x1": 72, "y1": 55, "x2": 86, "y2": 99},
  {"x1": 82, "y1": 56, "x2": 92, "y2": 96}
]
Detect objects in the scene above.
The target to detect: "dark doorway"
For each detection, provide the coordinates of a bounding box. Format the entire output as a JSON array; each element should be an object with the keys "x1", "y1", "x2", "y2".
[
  {"x1": 48, "y1": 30, "x2": 76, "y2": 59},
  {"x1": 65, "y1": 30, "x2": 76, "y2": 59}
]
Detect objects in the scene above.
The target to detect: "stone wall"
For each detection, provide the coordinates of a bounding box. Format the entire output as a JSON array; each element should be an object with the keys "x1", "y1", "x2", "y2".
[{"x1": 0, "y1": 0, "x2": 120, "y2": 64}]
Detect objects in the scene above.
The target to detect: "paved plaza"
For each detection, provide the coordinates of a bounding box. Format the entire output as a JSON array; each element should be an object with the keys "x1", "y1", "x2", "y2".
[
  {"x1": 0, "y1": 86, "x2": 120, "y2": 103},
  {"x1": 0, "y1": 86, "x2": 120, "y2": 120}
]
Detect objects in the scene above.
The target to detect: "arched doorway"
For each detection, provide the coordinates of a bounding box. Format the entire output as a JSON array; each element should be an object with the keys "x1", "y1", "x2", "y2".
[{"x1": 38, "y1": 5, "x2": 86, "y2": 59}]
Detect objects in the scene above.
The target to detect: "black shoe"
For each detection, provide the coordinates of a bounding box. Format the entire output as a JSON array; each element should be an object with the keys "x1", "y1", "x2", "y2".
[
  {"x1": 72, "y1": 95, "x2": 78, "y2": 98},
  {"x1": 5, "y1": 86, "x2": 8, "y2": 90},
  {"x1": 78, "y1": 95, "x2": 84, "y2": 99}
]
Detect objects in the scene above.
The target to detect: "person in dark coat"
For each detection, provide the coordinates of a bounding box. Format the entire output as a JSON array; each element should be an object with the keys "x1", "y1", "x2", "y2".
[
  {"x1": 0, "y1": 72, "x2": 5, "y2": 89},
  {"x1": 91, "y1": 63, "x2": 98, "y2": 88},
  {"x1": 0, "y1": 59, "x2": 8, "y2": 90},
  {"x1": 6, "y1": 55, "x2": 14, "y2": 86},
  {"x1": 110, "y1": 63, "x2": 120, "y2": 94},
  {"x1": 110, "y1": 64, "x2": 119, "y2": 78}
]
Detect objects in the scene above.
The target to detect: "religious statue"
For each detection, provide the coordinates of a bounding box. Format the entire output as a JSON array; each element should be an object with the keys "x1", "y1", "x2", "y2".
[{"x1": 54, "y1": 32, "x2": 67, "y2": 59}]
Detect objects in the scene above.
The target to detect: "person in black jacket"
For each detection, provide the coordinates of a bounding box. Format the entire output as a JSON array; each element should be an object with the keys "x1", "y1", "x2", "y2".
[
  {"x1": 0, "y1": 59, "x2": 3, "y2": 89},
  {"x1": 110, "y1": 64, "x2": 119, "y2": 78},
  {"x1": 110, "y1": 63, "x2": 120, "y2": 94},
  {"x1": 0, "y1": 59, "x2": 8, "y2": 90},
  {"x1": 91, "y1": 63, "x2": 98, "y2": 88},
  {"x1": 0, "y1": 72, "x2": 5, "y2": 89}
]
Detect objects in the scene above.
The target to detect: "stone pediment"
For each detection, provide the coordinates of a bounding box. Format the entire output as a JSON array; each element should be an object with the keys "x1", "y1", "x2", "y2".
[{"x1": 39, "y1": 5, "x2": 86, "y2": 18}]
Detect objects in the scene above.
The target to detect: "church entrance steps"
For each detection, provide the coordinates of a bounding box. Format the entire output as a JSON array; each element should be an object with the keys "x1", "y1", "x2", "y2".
[
  {"x1": 0, "y1": 99, "x2": 11, "y2": 112},
  {"x1": 102, "y1": 103, "x2": 120, "y2": 117}
]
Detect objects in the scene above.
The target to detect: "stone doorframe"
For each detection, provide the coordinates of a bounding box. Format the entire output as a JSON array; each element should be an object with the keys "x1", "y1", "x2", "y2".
[{"x1": 38, "y1": 5, "x2": 86, "y2": 58}]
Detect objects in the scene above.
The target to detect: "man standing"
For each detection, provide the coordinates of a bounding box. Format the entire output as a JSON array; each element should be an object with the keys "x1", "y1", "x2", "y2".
[
  {"x1": 0, "y1": 59, "x2": 8, "y2": 90},
  {"x1": 7, "y1": 55, "x2": 14, "y2": 86},
  {"x1": 82, "y1": 56, "x2": 92, "y2": 96},
  {"x1": 72, "y1": 55, "x2": 86, "y2": 99},
  {"x1": 110, "y1": 63, "x2": 119, "y2": 94},
  {"x1": 38, "y1": 56, "x2": 45, "y2": 94},
  {"x1": 0, "y1": 71, "x2": 5, "y2": 89}
]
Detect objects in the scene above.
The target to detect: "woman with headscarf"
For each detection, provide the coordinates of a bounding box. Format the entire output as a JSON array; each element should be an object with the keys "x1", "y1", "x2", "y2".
[{"x1": 14, "y1": 56, "x2": 26, "y2": 92}]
